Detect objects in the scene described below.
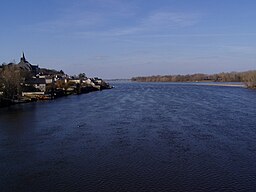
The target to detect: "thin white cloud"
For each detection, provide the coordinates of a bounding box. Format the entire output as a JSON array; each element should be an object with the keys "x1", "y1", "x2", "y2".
[
  {"x1": 132, "y1": 33, "x2": 256, "y2": 38},
  {"x1": 27, "y1": 11, "x2": 104, "y2": 33},
  {"x1": 221, "y1": 45, "x2": 256, "y2": 54},
  {"x1": 143, "y1": 11, "x2": 199, "y2": 28},
  {"x1": 89, "y1": 55, "x2": 110, "y2": 61},
  {"x1": 109, "y1": 11, "x2": 200, "y2": 36},
  {"x1": 73, "y1": 11, "x2": 200, "y2": 38},
  {"x1": 25, "y1": 0, "x2": 138, "y2": 33},
  {"x1": 25, "y1": 0, "x2": 200, "y2": 38}
]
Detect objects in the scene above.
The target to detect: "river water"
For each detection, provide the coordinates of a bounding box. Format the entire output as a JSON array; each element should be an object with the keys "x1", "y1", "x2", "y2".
[{"x1": 0, "y1": 82, "x2": 256, "y2": 192}]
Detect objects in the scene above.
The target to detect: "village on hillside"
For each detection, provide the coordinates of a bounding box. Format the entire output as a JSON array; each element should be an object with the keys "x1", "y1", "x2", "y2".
[{"x1": 0, "y1": 53, "x2": 112, "y2": 107}]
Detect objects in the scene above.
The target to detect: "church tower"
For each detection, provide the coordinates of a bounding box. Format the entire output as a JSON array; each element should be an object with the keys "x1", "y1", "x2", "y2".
[
  {"x1": 17, "y1": 52, "x2": 39, "y2": 75},
  {"x1": 20, "y1": 52, "x2": 28, "y2": 63}
]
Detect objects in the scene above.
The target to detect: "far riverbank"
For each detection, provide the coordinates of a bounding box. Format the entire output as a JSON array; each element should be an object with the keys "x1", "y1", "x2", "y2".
[{"x1": 131, "y1": 70, "x2": 256, "y2": 89}]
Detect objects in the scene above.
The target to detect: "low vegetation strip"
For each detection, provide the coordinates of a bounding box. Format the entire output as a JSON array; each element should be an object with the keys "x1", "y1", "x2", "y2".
[{"x1": 131, "y1": 71, "x2": 256, "y2": 88}]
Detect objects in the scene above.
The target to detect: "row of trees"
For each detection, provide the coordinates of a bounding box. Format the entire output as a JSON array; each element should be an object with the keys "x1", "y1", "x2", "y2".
[{"x1": 131, "y1": 71, "x2": 256, "y2": 88}]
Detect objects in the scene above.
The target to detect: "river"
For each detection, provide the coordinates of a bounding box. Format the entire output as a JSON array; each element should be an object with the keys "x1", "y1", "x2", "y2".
[{"x1": 0, "y1": 82, "x2": 256, "y2": 192}]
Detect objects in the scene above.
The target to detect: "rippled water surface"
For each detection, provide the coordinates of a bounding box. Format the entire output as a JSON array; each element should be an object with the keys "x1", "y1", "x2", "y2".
[{"x1": 1, "y1": 82, "x2": 256, "y2": 192}]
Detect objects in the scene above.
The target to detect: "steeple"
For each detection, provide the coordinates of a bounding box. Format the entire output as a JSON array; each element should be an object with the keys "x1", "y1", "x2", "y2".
[{"x1": 20, "y1": 51, "x2": 27, "y2": 63}]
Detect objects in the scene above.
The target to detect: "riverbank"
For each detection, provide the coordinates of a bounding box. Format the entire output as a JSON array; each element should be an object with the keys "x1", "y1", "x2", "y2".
[
  {"x1": 131, "y1": 70, "x2": 256, "y2": 89},
  {"x1": 0, "y1": 83, "x2": 113, "y2": 108},
  {"x1": 0, "y1": 53, "x2": 115, "y2": 108}
]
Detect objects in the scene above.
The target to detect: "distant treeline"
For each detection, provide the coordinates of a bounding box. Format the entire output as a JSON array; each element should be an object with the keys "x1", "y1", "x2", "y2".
[{"x1": 131, "y1": 71, "x2": 256, "y2": 88}]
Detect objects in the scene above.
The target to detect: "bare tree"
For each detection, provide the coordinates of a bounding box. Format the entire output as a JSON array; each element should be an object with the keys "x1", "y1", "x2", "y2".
[{"x1": 0, "y1": 65, "x2": 32, "y2": 100}]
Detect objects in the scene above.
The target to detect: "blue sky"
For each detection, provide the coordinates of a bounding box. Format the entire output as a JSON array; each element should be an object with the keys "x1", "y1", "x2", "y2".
[{"x1": 0, "y1": 0, "x2": 256, "y2": 78}]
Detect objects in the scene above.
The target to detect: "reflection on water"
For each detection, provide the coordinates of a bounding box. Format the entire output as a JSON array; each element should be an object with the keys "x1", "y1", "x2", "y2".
[{"x1": 0, "y1": 82, "x2": 256, "y2": 192}]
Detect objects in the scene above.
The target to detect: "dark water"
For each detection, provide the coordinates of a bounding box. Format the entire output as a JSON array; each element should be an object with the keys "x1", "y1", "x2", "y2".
[{"x1": 1, "y1": 82, "x2": 256, "y2": 192}]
